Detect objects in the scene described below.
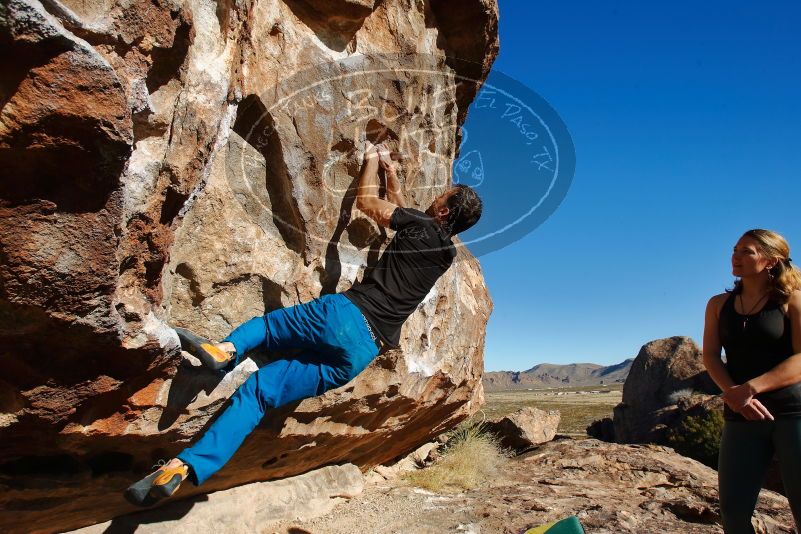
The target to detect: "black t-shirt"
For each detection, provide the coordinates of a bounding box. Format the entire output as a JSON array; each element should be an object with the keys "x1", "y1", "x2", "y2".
[{"x1": 343, "y1": 207, "x2": 456, "y2": 347}]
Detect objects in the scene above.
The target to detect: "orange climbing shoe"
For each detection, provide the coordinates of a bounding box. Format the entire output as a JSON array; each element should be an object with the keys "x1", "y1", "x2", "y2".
[
  {"x1": 150, "y1": 461, "x2": 189, "y2": 499},
  {"x1": 174, "y1": 327, "x2": 233, "y2": 371},
  {"x1": 124, "y1": 460, "x2": 189, "y2": 507}
]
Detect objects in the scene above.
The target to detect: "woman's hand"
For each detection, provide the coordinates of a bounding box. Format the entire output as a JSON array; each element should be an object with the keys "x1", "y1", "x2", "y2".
[
  {"x1": 722, "y1": 382, "x2": 757, "y2": 411},
  {"x1": 723, "y1": 382, "x2": 774, "y2": 420},
  {"x1": 737, "y1": 398, "x2": 775, "y2": 421}
]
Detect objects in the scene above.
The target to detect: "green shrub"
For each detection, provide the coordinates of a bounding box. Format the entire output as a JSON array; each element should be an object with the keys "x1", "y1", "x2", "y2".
[{"x1": 667, "y1": 410, "x2": 724, "y2": 468}]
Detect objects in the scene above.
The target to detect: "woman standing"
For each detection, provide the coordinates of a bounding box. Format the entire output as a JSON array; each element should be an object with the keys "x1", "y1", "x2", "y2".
[{"x1": 703, "y1": 229, "x2": 801, "y2": 532}]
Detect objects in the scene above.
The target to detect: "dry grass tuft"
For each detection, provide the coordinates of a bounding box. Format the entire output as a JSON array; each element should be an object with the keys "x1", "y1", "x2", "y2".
[{"x1": 405, "y1": 418, "x2": 509, "y2": 492}]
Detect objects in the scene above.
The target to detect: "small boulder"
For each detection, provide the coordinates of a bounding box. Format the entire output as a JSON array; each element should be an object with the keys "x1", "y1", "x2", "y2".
[
  {"x1": 485, "y1": 407, "x2": 560, "y2": 451},
  {"x1": 410, "y1": 442, "x2": 439, "y2": 466}
]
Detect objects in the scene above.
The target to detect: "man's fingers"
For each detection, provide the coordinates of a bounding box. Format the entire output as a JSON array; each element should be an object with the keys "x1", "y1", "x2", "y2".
[
  {"x1": 377, "y1": 144, "x2": 392, "y2": 161},
  {"x1": 363, "y1": 141, "x2": 378, "y2": 159}
]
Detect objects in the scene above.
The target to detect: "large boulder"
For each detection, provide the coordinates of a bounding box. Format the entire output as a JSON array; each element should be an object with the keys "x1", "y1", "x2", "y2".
[
  {"x1": 611, "y1": 336, "x2": 719, "y2": 444},
  {"x1": 588, "y1": 337, "x2": 791, "y2": 498},
  {"x1": 0, "y1": 0, "x2": 499, "y2": 532}
]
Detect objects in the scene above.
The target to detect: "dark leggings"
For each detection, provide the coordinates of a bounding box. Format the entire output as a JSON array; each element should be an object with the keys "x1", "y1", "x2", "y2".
[{"x1": 718, "y1": 419, "x2": 801, "y2": 533}]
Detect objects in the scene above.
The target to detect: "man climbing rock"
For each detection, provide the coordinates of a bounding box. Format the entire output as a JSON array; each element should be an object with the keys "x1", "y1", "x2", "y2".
[{"x1": 125, "y1": 140, "x2": 483, "y2": 506}]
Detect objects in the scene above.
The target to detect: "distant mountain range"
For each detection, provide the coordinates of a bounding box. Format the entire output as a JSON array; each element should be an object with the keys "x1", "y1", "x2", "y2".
[{"x1": 483, "y1": 359, "x2": 634, "y2": 391}]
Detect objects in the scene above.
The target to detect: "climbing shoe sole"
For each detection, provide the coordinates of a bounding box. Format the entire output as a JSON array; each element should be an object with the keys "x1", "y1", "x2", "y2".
[
  {"x1": 124, "y1": 470, "x2": 162, "y2": 507},
  {"x1": 150, "y1": 464, "x2": 188, "y2": 499}
]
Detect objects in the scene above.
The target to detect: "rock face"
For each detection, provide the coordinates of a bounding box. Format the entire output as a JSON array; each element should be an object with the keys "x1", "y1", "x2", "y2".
[
  {"x1": 588, "y1": 392, "x2": 724, "y2": 447},
  {"x1": 0, "y1": 0, "x2": 498, "y2": 532},
  {"x1": 513, "y1": 440, "x2": 792, "y2": 534},
  {"x1": 611, "y1": 337, "x2": 719, "y2": 443},
  {"x1": 485, "y1": 406, "x2": 560, "y2": 451}
]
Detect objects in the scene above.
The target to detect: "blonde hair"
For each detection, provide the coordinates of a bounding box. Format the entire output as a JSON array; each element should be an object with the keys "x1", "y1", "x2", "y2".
[{"x1": 732, "y1": 229, "x2": 801, "y2": 303}]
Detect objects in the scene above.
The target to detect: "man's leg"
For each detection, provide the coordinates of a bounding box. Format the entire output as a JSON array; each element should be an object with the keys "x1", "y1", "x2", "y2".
[
  {"x1": 176, "y1": 356, "x2": 323, "y2": 485},
  {"x1": 176, "y1": 294, "x2": 381, "y2": 485},
  {"x1": 215, "y1": 293, "x2": 341, "y2": 371},
  {"x1": 126, "y1": 294, "x2": 379, "y2": 505},
  {"x1": 718, "y1": 420, "x2": 775, "y2": 534},
  {"x1": 125, "y1": 356, "x2": 323, "y2": 505},
  {"x1": 218, "y1": 315, "x2": 270, "y2": 369},
  {"x1": 126, "y1": 298, "x2": 338, "y2": 505}
]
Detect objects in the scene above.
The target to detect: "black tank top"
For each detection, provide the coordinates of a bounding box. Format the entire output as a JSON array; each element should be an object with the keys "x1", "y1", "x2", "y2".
[{"x1": 719, "y1": 291, "x2": 801, "y2": 420}]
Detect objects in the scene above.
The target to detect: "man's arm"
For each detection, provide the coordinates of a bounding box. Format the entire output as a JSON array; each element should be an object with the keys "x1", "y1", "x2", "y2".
[
  {"x1": 379, "y1": 149, "x2": 407, "y2": 208},
  {"x1": 356, "y1": 145, "x2": 399, "y2": 228}
]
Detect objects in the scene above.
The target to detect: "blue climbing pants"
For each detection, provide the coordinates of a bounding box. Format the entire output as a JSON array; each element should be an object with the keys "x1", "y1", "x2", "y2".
[
  {"x1": 718, "y1": 419, "x2": 801, "y2": 533},
  {"x1": 177, "y1": 293, "x2": 380, "y2": 485}
]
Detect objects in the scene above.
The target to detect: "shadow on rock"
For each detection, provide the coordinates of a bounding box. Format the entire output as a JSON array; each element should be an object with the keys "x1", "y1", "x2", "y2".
[
  {"x1": 157, "y1": 362, "x2": 226, "y2": 431},
  {"x1": 103, "y1": 494, "x2": 208, "y2": 534}
]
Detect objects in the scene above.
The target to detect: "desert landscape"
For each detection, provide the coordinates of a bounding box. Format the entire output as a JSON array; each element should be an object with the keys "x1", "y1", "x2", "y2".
[{"x1": 2, "y1": 0, "x2": 799, "y2": 532}]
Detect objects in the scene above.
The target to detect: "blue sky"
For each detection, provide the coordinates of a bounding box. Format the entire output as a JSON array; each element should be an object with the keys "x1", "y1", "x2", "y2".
[{"x1": 462, "y1": 1, "x2": 801, "y2": 371}]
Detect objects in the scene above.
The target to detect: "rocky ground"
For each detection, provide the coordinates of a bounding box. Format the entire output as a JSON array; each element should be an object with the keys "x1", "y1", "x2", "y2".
[
  {"x1": 68, "y1": 411, "x2": 796, "y2": 534},
  {"x1": 269, "y1": 438, "x2": 795, "y2": 534}
]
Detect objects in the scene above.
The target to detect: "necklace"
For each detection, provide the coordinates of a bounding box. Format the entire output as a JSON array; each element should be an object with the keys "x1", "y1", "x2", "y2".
[{"x1": 738, "y1": 292, "x2": 768, "y2": 330}]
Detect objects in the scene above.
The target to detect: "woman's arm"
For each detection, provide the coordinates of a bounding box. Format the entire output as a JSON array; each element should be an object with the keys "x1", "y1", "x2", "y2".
[
  {"x1": 703, "y1": 294, "x2": 737, "y2": 391},
  {"x1": 746, "y1": 290, "x2": 801, "y2": 395},
  {"x1": 704, "y1": 294, "x2": 774, "y2": 420}
]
